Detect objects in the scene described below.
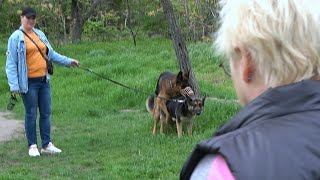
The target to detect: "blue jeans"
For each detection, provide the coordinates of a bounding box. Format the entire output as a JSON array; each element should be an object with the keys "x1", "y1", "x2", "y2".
[{"x1": 21, "y1": 77, "x2": 51, "y2": 148}]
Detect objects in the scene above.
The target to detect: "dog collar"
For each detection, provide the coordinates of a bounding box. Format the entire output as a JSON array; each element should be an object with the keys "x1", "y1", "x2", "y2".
[{"x1": 173, "y1": 99, "x2": 185, "y2": 103}]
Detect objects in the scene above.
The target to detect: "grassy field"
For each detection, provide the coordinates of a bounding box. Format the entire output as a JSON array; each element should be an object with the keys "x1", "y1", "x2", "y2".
[{"x1": 0, "y1": 38, "x2": 239, "y2": 179}]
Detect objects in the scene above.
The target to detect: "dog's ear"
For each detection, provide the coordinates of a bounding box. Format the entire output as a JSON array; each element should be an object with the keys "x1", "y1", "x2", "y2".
[
  {"x1": 186, "y1": 95, "x2": 192, "y2": 103},
  {"x1": 202, "y1": 95, "x2": 207, "y2": 105},
  {"x1": 183, "y1": 69, "x2": 190, "y2": 79},
  {"x1": 177, "y1": 71, "x2": 183, "y2": 81}
]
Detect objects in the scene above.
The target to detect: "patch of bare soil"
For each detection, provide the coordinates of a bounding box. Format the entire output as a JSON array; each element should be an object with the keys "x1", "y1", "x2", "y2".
[{"x1": 0, "y1": 112, "x2": 24, "y2": 143}]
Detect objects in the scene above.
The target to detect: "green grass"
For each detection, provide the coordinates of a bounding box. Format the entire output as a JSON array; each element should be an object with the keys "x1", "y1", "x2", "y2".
[{"x1": 0, "y1": 38, "x2": 239, "y2": 179}]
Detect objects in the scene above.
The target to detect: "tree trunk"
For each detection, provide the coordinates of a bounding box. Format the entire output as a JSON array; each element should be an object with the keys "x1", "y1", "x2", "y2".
[
  {"x1": 62, "y1": 16, "x2": 67, "y2": 43},
  {"x1": 0, "y1": 0, "x2": 4, "y2": 9},
  {"x1": 160, "y1": 0, "x2": 200, "y2": 96},
  {"x1": 70, "y1": 0, "x2": 82, "y2": 42},
  {"x1": 70, "y1": 0, "x2": 104, "y2": 42},
  {"x1": 125, "y1": 0, "x2": 137, "y2": 46}
]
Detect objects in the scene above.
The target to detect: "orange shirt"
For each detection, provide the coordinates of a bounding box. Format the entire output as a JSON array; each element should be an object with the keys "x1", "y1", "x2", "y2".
[{"x1": 24, "y1": 31, "x2": 47, "y2": 78}]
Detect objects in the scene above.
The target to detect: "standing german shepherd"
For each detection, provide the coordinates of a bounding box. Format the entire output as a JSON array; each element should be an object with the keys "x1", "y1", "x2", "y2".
[
  {"x1": 146, "y1": 94, "x2": 206, "y2": 137},
  {"x1": 152, "y1": 71, "x2": 189, "y2": 135}
]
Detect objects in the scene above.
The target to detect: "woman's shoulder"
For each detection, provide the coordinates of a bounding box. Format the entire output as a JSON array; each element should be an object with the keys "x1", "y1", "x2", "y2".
[
  {"x1": 8, "y1": 29, "x2": 23, "y2": 41},
  {"x1": 33, "y1": 28, "x2": 46, "y2": 36}
]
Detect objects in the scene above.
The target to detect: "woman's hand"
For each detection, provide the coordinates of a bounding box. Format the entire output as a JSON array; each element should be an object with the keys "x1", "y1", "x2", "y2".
[{"x1": 71, "y1": 59, "x2": 80, "y2": 67}]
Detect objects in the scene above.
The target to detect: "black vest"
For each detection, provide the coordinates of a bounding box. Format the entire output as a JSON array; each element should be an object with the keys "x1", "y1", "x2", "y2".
[{"x1": 180, "y1": 80, "x2": 320, "y2": 180}]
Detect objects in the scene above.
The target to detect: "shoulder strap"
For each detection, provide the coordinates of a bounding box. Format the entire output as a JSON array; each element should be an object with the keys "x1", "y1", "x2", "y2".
[{"x1": 20, "y1": 29, "x2": 48, "y2": 64}]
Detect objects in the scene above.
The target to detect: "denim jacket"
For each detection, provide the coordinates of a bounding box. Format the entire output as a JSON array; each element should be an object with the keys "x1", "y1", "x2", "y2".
[{"x1": 5, "y1": 26, "x2": 72, "y2": 93}]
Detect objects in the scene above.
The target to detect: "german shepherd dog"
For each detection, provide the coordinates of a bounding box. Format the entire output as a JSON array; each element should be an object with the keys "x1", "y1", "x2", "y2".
[
  {"x1": 151, "y1": 71, "x2": 189, "y2": 135},
  {"x1": 146, "y1": 94, "x2": 206, "y2": 137}
]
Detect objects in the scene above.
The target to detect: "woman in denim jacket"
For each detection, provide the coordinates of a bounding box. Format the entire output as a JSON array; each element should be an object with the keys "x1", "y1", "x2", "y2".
[{"x1": 5, "y1": 7, "x2": 79, "y2": 157}]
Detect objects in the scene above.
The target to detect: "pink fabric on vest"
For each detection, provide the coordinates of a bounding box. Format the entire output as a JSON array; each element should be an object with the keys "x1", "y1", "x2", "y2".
[{"x1": 207, "y1": 155, "x2": 235, "y2": 180}]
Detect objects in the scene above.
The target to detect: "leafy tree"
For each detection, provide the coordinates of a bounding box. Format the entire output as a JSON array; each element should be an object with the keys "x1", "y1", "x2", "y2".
[
  {"x1": 172, "y1": 0, "x2": 219, "y2": 42},
  {"x1": 0, "y1": 0, "x2": 69, "y2": 44},
  {"x1": 70, "y1": 0, "x2": 104, "y2": 42},
  {"x1": 0, "y1": 0, "x2": 219, "y2": 44}
]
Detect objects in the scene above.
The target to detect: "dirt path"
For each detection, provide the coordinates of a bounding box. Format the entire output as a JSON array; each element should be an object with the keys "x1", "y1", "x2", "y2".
[{"x1": 0, "y1": 112, "x2": 24, "y2": 142}]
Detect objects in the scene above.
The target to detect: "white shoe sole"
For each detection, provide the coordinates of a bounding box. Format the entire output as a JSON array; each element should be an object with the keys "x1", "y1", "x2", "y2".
[
  {"x1": 29, "y1": 154, "x2": 40, "y2": 157},
  {"x1": 40, "y1": 149, "x2": 62, "y2": 154}
]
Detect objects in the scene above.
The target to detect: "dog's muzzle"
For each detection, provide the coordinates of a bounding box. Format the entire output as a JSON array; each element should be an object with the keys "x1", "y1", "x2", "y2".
[{"x1": 195, "y1": 111, "x2": 202, "y2": 116}]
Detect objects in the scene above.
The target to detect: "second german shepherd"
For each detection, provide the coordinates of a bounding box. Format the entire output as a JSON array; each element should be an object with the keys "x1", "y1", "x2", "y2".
[{"x1": 146, "y1": 94, "x2": 206, "y2": 137}]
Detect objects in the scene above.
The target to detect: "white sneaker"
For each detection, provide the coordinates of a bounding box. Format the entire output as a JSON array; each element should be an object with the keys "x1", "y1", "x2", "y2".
[
  {"x1": 28, "y1": 144, "x2": 40, "y2": 157},
  {"x1": 40, "y1": 142, "x2": 62, "y2": 154}
]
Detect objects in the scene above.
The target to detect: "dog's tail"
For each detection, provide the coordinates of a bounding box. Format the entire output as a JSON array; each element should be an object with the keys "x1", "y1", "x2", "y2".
[{"x1": 146, "y1": 95, "x2": 155, "y2": 113}]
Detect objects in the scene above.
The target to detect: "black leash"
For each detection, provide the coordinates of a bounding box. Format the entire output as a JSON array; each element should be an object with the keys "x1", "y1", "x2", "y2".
[
  {"x1": 77, "y1": 66, "x2": 152, "y2": 96},
  {"x1": 77, "y1": 66, "x2": 189, "y2": 102}
]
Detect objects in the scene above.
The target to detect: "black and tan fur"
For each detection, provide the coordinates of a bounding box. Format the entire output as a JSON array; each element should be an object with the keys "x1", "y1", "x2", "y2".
[
  {"x1": 146, "y1": 94, "x2": 206, "y2": 137},
  {"x1": 151, "y1": 71, "x2": 189, "y2": 135}
]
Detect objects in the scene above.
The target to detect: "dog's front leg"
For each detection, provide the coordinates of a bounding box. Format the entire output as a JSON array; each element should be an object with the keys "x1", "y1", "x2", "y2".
[
  {"x1": 165, "y1": 112, "x2": 171, "y2": 124},
  {"x1": 160, "y1": 118, "x2": 164, "y2": 134},
  {"x1": 152, "y1": 104, "x2": 160, "y2": 135},
  {"x1": 187, "y1": 120, "x2": 193, "y2": 136},
  {"x1": 159, "y1": 101, "x2": 171, "y2": 124},
  {"x1": 176, "y1": 119, "x2": 183, "y2": 138},
  {"x1": 152, "y1": 118, "x2": 159, "y2": 135}
]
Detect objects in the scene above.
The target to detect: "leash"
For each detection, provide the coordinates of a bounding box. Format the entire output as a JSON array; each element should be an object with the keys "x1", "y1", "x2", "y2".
[
  {"x1": 77, "y1": 66, "x2": 151, "y2": 96},
  {"x1": 77, "y1": 66, "x2": 187, "y2": 102}
]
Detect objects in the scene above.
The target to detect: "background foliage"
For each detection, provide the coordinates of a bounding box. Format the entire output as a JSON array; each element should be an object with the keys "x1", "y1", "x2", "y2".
[{"x1": 0, "y1": 0, "x2": 219, "y2": 44}]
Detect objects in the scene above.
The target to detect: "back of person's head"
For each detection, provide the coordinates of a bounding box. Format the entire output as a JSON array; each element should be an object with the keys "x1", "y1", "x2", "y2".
[{"x1": 214, "y1": 0, "x2": 320, "y2": 87}]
